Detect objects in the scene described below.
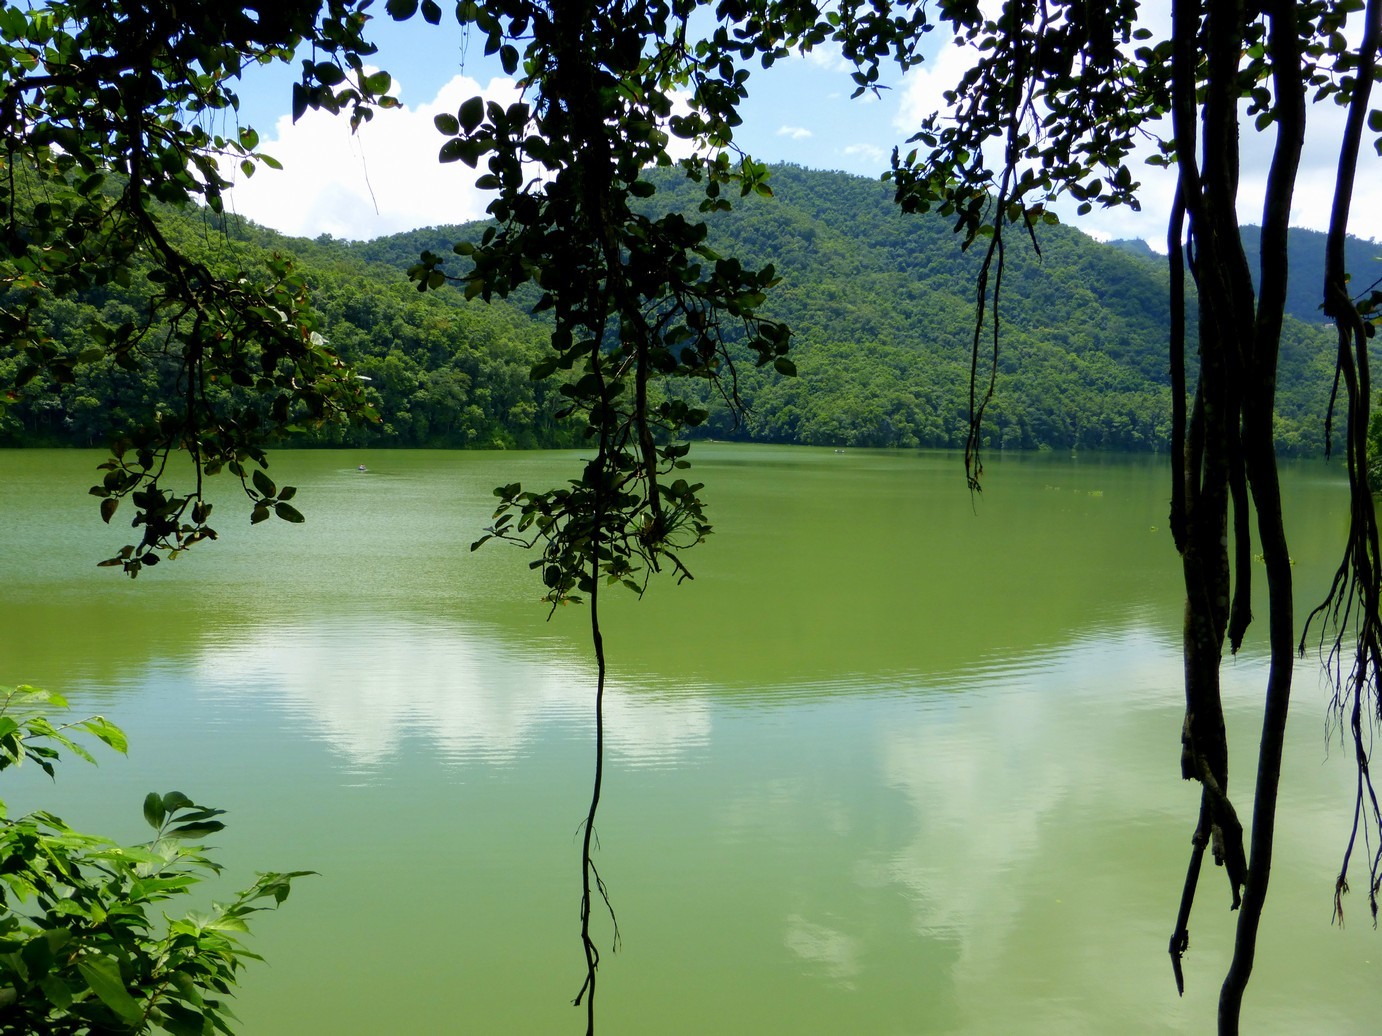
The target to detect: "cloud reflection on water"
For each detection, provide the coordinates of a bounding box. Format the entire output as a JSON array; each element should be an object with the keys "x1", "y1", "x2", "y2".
[
  {"x1": 784, "y1": 913, "x2": 863, "y2": 986},
  {"x1": 193, "y1": 617, "x2": 712, "y2": 770},
  {"x1": 122, "y1": 606, "x2": 1382, "y2": 1033},
  {"x1": 185, "y1": 611, "x2": 1372, "y2": 1033}
]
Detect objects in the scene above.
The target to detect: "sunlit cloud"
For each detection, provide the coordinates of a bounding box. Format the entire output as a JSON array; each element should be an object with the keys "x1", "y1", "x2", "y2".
[
  {"x1": 1063, "y1": 100, "x2": 1382, "y2": 249},
  {"x1": 842, "y1": 143, "x2": 887, "y2": 165},
  {"x1": 778, "y1": 125, "x2": 814, "y2": 140},
  {"x1": 892, "y1": 40, "x2": 977, "y2": 140},
  {"x1": 222, "y1": 73, "x2": 705, "y2": 241},
  {"x1": 804, "y1": 42, "x2": 852, "y2": 74},
  {"x1": 1238, "y1": 98, "x2": 1382, "y2": 243},
  {"x1": 222, "y1": 73, "x2": 520, "y2": 240},
  {"x1": 891, "y1": 31, "x2": 1382, "y2": 248}
]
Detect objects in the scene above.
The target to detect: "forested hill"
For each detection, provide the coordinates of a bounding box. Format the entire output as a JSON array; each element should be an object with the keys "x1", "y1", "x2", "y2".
[
  {"x1": 345, "y1": 164, "x2": 1361, "y2": 455},
  {"x1": 1, "y1": 194, "x2": 574, "y2": 450},
  {"x1": 3, "y1": 164, "x2": 1369, "y2": 453}
]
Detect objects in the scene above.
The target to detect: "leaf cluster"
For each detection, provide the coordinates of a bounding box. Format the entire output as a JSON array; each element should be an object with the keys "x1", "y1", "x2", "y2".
[
  {"x1": 0, "y1": 686, "x2": 309, "y2": 1035},
  {"x1": 2, "y1": 3, "x2": 388, "y2": 570},
  {"x1": 390, "y1": 0, "x2": 797, "y2": 602}
]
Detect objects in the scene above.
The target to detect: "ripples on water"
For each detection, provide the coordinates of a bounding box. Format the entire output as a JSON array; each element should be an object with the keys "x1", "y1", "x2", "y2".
[{"x1": 3, "y1": 448, "x2": 1378, "y2": 1034}]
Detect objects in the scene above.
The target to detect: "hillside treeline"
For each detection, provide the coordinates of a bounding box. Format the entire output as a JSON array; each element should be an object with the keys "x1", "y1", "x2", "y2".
[
  {"x1": 0, "y1": 189, "x2": 574, "y2": 450},
  {"x1": 3, "y1": 164, "x2": 1369, "y2": 454}
]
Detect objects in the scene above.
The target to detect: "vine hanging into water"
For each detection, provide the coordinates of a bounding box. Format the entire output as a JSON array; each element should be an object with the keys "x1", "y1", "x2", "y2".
[
  {"x1": 397, "y1": 2, "x2": 791, "y2": 1028},
  {"x1": 1304, "y1": 0, "x2": 1382, "y2": 928}
]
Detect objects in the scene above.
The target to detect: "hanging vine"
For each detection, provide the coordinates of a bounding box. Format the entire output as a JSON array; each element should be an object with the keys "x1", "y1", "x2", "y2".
[
  {"x1": 756, "y1": 0, "x2": 1379, "y2": 1030},
  {"x1": 1303, "y1": 0, "x2": 1382, "y2": 927},
  {"x1": 394, "y1": 2, "x2": 791, "y2": 1028}
]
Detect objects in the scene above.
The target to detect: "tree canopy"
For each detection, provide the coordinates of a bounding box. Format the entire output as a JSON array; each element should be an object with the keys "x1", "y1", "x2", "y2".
[{"x1": 1, "y1": 0, "x2": 386, "y2": 574}]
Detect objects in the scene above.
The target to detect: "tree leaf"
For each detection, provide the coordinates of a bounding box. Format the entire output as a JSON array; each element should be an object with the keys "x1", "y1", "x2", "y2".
[
  {"x1": 144, "y1": 791, "x2": 166, "y2": 829},
  {"x1": 313, "y1": 62, "x2": 344, "y2": 87},
  {"x1": 167, "y1": 821, "x2": 226, "y2": 840},
  {"x1": 77, "y1": 957, "x2": 142, "y2": 1024},
  {"x1": 459, "y1": 95, "x2": 485, "y2": 134},
  {"x1": 38, "y1": 974, "x2": 74, "y2": 1011},
  {"x1": 161, "y1": 791, "x2": 195, "y2": 814},
  {"x1": 159, "y1": 1001, "x2": 210, "y2": 1036},
  {"x1": 78, "y1": 717, "x2": 127, "y2": 754},
  {"x1": 438, "y1": 138, "x2": 474, "y2": 164}
]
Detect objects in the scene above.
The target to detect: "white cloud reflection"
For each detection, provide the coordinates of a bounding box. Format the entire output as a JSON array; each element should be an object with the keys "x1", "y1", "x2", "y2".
[
  {"x1": 784, "y1": 913, "x2": 862, "y2": 985},
  {"x1": 193, "y1": 618, "x2": 711, "y2": 770},
  {"x1": 862, "y1": 631, "x2": 1303, "y2": 1030}
]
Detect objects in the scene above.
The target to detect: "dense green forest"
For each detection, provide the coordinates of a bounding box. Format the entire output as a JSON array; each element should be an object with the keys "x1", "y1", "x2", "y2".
[
  {"x1": 0, "y1": 191, "x2": 573, "y2": 450},
  {"x1": 3, "y1": 164, "x2": 1372, "y2": 454}
]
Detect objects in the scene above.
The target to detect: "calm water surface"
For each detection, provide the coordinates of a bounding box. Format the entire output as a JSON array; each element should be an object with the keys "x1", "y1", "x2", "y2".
[{"x1": 1, "y1": 446, "x2": 1378, "y2": 1034}]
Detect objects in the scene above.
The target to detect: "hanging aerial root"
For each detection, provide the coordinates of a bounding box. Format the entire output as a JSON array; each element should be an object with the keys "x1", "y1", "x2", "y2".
[{"x1": 1170, "y1": 793, "x2": 1213, "y2": 995}]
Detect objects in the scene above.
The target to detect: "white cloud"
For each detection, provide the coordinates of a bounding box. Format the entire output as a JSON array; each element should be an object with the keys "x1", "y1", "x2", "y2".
[
  {"x1": 892, "y1": 40, "x2": 978, "y2": 141},
  {"x1": 841, "y1": 143, "x2": 887, "y2": 164},
  {"x1": 803, "y1": 42, "x2": 852, "y2": 74},
  {"x1": 222, "y1": 73, "x2": 522, "y2": 241},
  {"x1": 1238, "y1": 98, "x2": 1382, "y2": 242},
  {"x1": 892, "y1": 35, "x2": 1382, "y2": 248},
  {"x1": 222, "y1": 74, "x2": 707, "y2": 241},
  {"x1": 1071, "y1": 100, "x2": 1382, "y2": 249},
  {"x1": 778, "y1": 125, "x2": 814, "y2": 140}
]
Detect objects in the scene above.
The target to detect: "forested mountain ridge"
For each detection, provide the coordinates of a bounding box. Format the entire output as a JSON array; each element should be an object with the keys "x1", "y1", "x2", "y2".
[
  {"x1": 3, "y1": 164, "x2": 1370, "y2": 453},
  {"x1": 354, "y1": 164, "x2": 1368, "y2": 454},
  {"x1": 0, "y1": 191, "x2": 576, "y2": 450}
]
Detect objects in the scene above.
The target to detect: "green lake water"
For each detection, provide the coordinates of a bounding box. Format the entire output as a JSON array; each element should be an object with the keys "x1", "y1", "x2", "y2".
[{"x1": 2, "y1": 445, "x2": 1379, "y2": 1034}]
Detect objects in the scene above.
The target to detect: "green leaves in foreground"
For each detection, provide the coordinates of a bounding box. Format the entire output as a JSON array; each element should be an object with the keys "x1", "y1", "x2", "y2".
[
  {"x1": 2, "y1": 2, "x2": 383, "y2": 575},
  {"x1": 429, "y1": 3, "x2": 795, "y2": 612},
  {"x1": 0, "y1": 685, "x2": 311, "y2": 1034},
  {"x1": 93, "y1": 444, "x2": 308, "y2": 578}
]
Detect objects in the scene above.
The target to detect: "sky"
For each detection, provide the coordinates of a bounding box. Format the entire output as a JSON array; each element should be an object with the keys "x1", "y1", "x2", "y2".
[{"x1": 219, "y1": 10, "x2": 1382, "y2": 249}]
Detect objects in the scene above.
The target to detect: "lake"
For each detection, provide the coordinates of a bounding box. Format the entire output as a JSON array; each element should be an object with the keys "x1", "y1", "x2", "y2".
[{"x1": 2, "y1": 445, "x2": 1378, "y2": 1033}]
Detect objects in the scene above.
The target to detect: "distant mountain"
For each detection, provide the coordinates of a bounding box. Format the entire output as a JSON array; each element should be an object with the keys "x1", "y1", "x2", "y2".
[
  {"x1": 1238, "y1": 224, "x2": 1382, "y2": 327},
  {"x1": 348, "y1": 164, "x2": 1353, "y2": 454},
  {"x1": 1105, "y1": 238, "x2": 1160, "y2": 261},
  {"x1": 4, "y1": 164, "x2": 1365, "y2": 455},
  {"x1": 1, "y1": 201, "x2": 575, "y2": 450},
  {"x1": 1105, "y1": 224, "x2": 1382, "y2": 328}
]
